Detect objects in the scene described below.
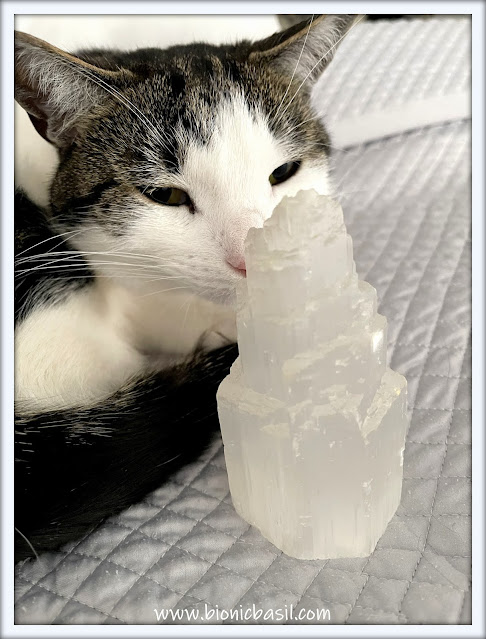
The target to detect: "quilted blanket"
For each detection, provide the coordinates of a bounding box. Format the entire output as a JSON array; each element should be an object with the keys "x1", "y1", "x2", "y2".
[{"x1": 15, "y1": 17, "x2": 471, "y2": 625}]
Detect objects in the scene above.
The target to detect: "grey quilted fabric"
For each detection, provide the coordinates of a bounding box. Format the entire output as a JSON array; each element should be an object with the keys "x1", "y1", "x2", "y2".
[
  {"x1": 314, "y1": 17, "x2": 470, "y2": 124},
  {"x1": 15, "y1": 18, "x2": 471, "y2": 625}
]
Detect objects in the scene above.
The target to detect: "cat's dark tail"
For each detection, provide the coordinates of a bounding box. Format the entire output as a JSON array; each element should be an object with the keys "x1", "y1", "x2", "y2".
[{"x1": 15, "y1": 343, "x2": 238, "y2": 563}]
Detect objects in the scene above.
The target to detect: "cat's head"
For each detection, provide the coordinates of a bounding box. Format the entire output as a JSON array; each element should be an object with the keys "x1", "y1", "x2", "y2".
[{"x1": 15, "y1": 15, "x2": 358, "y2": 305}]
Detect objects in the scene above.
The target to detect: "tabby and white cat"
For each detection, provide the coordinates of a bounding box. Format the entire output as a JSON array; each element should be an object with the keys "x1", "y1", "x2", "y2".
[{"x1": 14, "y1": 15, "x2": 357, "y2": 561}]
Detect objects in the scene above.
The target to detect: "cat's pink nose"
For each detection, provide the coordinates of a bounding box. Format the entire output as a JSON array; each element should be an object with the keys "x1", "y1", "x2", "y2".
[{"x1": 227, "y1": 255, "x2": 246, "y2": 275}]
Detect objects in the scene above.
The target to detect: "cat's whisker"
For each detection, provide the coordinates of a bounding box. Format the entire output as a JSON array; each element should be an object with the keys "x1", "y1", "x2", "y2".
[
  {"x1": 138, "y1": 285, "x2": 190, "y2": 299},
  {"x1": 138, "y1": 278, "x2": 184, "y2": 286},
  {"x1": 284, "y1": 114, "x2": 321, "y2": 136},
  {"x1": 15, "y1": 263, "x2": 170, "y2": 275},
  {"x1": 14, "y1": 527, "x2": 39, "y2": 561},
  {"x1": 15, "y1": 273, "x2": 170, "y2": 282},
  {"x1": 16, "y1": 248, "x2": 165, "y2": 265},
  {"x1": 15, "y1": 258, "x2": 169, "y2": 277},
  {"x1": 15, "y1": 268, "x2": 169, "y2": 282},
  {"x1": 15, "y1": 254, "x2": 154, "y2": 268},
  {"x1": 16, "y1": 249, "x2": 183, "y2": 277},
  {"x1": 180, "y1": 296, "x2": 194, "y2": 333},
  {"x1": 16, "y1": 249, "x2": 90, "y2": 265},
  {"x1": 16, "y1": 252, "x2": 157, "y2": 267},
  {"x1": 271, "y1": 14, "x2": 316, "y2": 123},
  {"x1": 284, "y1": 113, "x2": 350, "y2": 143},
  {"x1": 15, "y1": 226, "x2": 99, "y2": 258}
]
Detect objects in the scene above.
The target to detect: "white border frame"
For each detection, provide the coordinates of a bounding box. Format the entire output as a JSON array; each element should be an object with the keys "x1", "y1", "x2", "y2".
[{"x1": 1, "y1": 2, "x2": 484, "y2": 637}]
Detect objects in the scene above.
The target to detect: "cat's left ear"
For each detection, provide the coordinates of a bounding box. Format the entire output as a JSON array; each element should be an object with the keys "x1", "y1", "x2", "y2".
[{"x1": 249, "y1": 14, "x2": 362, "y2": 86}]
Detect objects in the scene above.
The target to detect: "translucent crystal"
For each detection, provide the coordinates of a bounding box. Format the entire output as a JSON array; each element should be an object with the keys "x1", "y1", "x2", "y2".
[{"x1": 217, "y1": 190, "x2": 408, "y2": 560}]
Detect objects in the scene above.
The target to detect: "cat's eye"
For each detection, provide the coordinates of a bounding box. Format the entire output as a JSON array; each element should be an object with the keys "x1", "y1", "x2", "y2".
[
  {"x1": 144, "y1": 187, "x2": 191, "y2": 207},
  {"x1": 269, "y1": 161, "x2": 301, "y2": 186}
]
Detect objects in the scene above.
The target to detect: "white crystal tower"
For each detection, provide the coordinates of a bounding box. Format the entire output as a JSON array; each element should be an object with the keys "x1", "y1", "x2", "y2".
[{"x1": 217, "y1": 190, "x2": 408, "y2": 560}]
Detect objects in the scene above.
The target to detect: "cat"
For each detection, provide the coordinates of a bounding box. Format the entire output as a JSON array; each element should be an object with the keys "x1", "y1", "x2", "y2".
[{"x1": 14, "y1": 14, "x2": 358, "y2": 562}]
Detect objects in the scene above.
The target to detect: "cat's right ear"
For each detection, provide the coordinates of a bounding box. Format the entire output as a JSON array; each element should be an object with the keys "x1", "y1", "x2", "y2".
[
  {"x1": 249, "y1": 15, "x2": 363, "y2": 87},
  {"x1": 15, "y1": 31, "x2": 129, "y2": 148}
]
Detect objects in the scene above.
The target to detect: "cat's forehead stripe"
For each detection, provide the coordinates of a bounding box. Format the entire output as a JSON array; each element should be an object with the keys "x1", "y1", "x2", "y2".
[
  {"x1": 142, "y1": 71, "x2": 306, "y2": 175},
  {"x1": 76, "y1": 46, "x2": 311, "y2": 170}
]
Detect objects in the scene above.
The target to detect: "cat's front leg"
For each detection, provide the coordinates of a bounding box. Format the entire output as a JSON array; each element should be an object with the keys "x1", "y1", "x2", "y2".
[{"x1": 15, "y1": 283, "x2": 147, "y2": 413}]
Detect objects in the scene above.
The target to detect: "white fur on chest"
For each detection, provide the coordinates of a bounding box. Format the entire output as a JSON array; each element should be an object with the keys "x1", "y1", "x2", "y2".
[
  {"x1": 15, "y1": 281, "x2": 235, "y2": 412},
  {"x1": 15, "y1": 285, "x2": 142, "y2": 411}
]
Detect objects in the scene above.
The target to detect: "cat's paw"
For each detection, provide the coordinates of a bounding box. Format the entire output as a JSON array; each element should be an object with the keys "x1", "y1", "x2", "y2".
[{"x1": 200, "y1": 316, "x2": 237, "y2": 351}]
